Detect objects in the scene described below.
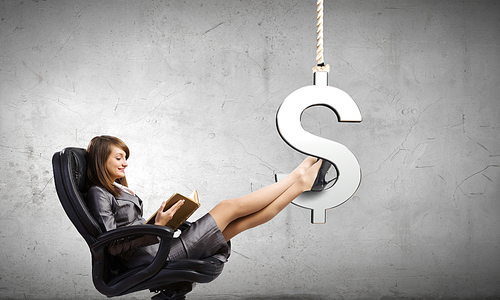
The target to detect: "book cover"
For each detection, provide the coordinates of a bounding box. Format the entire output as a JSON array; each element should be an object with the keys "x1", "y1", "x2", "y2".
[{"x1": 145, "y1": 190, "x2": 200, "y2": 230}]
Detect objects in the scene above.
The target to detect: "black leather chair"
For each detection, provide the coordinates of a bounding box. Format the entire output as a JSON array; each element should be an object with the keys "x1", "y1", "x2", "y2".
[{"x1": 52, "y1": 148, "x2": 224, "y2": 299}]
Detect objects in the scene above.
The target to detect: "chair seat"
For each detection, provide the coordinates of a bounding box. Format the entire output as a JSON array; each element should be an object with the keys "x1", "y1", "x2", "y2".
[
  {"x1": 107, "y1": 258, "x2": 224, "y2": 298},
  {"x1": 108, "y1": 257, "x2": 224, "y2": 287}
]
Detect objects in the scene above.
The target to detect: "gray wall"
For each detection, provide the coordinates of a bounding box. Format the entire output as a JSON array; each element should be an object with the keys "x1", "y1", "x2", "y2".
[{"x1": 1, "y1": 1, "x2": 499, "y2": 299}]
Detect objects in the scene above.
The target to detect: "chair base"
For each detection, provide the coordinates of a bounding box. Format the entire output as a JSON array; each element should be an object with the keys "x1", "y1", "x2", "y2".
[{"x1": 151, "y1": 282, "x2": 193, "y2": 300}]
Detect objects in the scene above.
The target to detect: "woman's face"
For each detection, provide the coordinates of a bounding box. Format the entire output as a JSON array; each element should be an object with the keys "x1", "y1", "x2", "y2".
[{"x1": 106, "y1": 145, "x2": 128, "y2": 182}]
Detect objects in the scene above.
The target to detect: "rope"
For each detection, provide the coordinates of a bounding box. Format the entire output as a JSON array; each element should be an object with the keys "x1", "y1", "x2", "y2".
[{"x1": 313, "y1": 0, "x2": 330, "y2": 72}]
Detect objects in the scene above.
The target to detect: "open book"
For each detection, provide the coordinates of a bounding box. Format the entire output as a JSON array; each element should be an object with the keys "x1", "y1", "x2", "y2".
[{"x1": 145, "y1": 190, "x2": 200, "y2": 230}]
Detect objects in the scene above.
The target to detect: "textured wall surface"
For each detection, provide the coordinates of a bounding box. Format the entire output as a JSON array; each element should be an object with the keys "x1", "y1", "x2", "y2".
[{"x1": 1, "y1": 1, "x2": 499, "y2": 299}]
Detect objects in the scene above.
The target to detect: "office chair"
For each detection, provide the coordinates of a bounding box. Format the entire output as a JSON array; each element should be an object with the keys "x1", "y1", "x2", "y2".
[{"x1": 52, "y1": 148, "x2": 224, "y2": 300}]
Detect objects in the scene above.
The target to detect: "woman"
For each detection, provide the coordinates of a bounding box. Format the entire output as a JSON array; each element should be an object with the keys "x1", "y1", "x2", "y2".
[{"x1": 85, "y1": 135, "x2": 327, "y2": 269}]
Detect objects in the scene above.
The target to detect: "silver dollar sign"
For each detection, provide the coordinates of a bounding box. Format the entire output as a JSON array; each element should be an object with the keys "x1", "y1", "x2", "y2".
[{"x1": 276, "y1": 71, "x2": 362, "y2": 223}]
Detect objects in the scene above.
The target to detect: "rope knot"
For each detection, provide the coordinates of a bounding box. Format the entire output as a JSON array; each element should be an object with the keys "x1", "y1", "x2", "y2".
[{"x1": 312, "y1": 64, "x2": 330, "y2": 72}]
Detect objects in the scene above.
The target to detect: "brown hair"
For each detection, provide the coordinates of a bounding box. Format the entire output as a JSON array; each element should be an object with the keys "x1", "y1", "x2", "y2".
[{"x1": 86, "y1": 135, "x2": 130, "y2": 197}]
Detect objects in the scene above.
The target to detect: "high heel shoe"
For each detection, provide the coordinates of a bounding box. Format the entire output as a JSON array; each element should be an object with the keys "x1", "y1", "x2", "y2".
[{"x1": 311, "y1": 159, "x2": 337, "y2": 192}]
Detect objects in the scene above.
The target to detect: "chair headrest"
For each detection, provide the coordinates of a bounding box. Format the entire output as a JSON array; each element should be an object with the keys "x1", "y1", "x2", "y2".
[{"x1": 68, "y1": 148, "x2": 87, "y2": 193}]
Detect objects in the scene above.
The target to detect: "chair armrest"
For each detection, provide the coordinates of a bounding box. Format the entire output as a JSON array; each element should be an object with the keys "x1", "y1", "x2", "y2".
[
  {"x1": 93, "y1": 224, "x2": 174, "y2": 247},
  {"x1": 90, "y1": 224, "x2": 175, "y2": 297},
  {"x1": 177, "y1": 221, "x2": 192, "y2": 232}
]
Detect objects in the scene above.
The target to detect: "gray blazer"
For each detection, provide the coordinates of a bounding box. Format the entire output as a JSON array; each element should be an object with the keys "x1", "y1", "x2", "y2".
[{"x1": 86, "y1": 185, "x2": 159, "y2": 267}]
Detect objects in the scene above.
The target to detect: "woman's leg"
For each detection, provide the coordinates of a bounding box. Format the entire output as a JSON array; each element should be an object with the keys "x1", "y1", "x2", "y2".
[
  {"x1": 209, "y1": 157, "x2": 317, "y2": 233},
  {"x1": 221, "y1": 160, "x2": 322, "y2": 241}
]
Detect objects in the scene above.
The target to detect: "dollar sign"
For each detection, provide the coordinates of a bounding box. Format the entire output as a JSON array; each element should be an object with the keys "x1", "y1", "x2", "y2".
[{"x1": 276, "y1": 72, "x2": 362, "y2": 223}]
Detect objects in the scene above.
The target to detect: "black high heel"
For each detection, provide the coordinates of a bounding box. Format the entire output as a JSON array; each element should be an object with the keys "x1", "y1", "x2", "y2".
[{"x1": 311, "y1": 159, "x2": 337, "y2": 192}]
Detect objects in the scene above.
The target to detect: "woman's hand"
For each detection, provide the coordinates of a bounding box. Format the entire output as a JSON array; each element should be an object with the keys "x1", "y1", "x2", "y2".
[{"x1": 154, "y1": 200, "x2": 185, "y2": 226}]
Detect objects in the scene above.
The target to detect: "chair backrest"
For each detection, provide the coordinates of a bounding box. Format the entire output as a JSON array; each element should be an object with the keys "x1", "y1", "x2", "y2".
[{"x1": 52, "y1": 148, "x2": 103, "y2": 245}]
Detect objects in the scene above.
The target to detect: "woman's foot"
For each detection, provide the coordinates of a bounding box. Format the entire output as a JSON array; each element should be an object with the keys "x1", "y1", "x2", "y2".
[
  {"x1": 292, "y1": 156, "x2": 317, "y2": 176},
  {"x1": 299, "y1": 159, "x2": 323, "y2": 192}
]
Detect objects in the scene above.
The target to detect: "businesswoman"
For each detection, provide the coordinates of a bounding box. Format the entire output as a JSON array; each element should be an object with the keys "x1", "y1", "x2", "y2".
[{"x1": 85, "y1": 135, "x2": 327, "y2": 268}]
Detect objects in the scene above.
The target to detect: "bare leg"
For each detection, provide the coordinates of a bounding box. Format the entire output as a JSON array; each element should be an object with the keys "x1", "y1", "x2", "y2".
[
  {"x1": 222, "y1": 159, "x2": 322, "y2": 241},
  {"x1": 209, "y1": 157, "x2": 317, "y2": 233}
]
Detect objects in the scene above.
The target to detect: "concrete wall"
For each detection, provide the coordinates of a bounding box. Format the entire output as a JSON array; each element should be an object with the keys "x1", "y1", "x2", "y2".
[{"x1": 1, "y1": 0, "x2": 499, "y2": 299}]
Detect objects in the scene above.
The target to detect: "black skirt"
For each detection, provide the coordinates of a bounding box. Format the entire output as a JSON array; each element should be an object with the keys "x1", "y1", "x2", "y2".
[
  {"x1": 167, "y1": 213, "x2": 231, "y2": 262},
  {"x1": 122, "y1": 213, "x2": 231, "y2": 269}
]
